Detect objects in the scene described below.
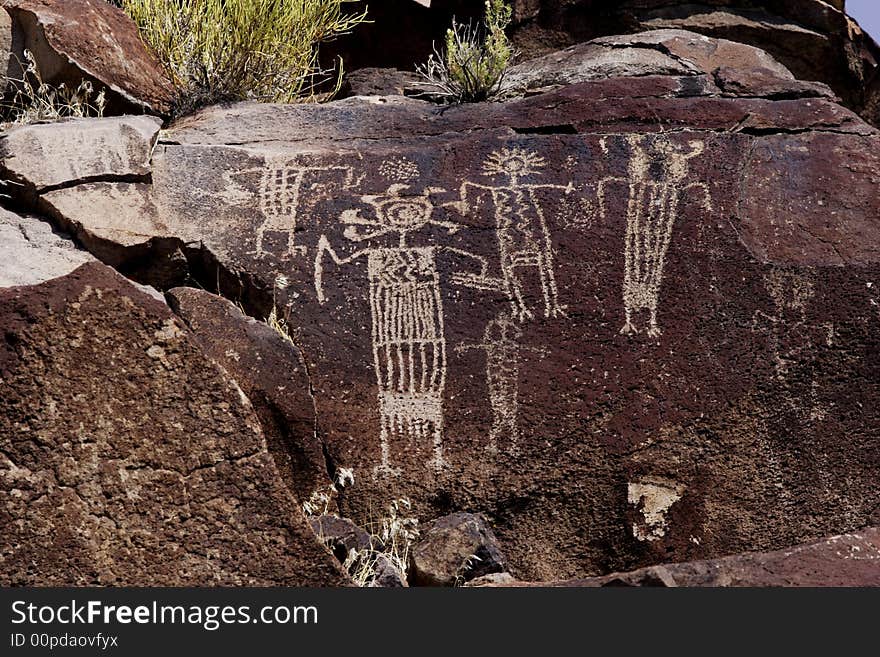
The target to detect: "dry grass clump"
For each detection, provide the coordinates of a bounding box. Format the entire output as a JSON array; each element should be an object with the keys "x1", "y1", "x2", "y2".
[
  {"x1": 301, "y1": 466, "x2": 419, "y2": 587},
  {"x1": 343, "y1": 498, "x2": 420, "y2": 587},
  {"x1": 1, "y1": 51, "x2": 106, "y2": 126}
]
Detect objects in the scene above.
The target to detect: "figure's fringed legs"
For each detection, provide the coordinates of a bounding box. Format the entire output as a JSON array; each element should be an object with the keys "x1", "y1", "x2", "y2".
[
  {"x1": 620, "y1": 307, "x2": 638, "y2": 335},
  {"x1": 429, "y1": 425, "x2": 447, "y2": 473},
  {"x1": 646, "y1": 307, "x2": 662, "y2": 338}
]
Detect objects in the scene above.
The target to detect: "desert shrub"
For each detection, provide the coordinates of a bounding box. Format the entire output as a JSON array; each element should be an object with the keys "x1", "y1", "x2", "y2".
[
  {"x1": 417, "y1": 0, "x2": 514, "y2": 103},
  {"x1": 119, "y1": 0, "x2": 368, "y2": 114},
  {"x1": 1, "y1": 50, "x2": 106, "y2": 126},
  {"x1": 342, "y1": 498, "x2": 420, "y2": 587}
]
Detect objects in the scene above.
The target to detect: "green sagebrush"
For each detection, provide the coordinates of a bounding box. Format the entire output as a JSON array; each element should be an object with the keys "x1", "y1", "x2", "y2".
[
  {"x1": 118, "y1": 0, "x2": 368, "y2": 114},
  {"x1": 418, "y1": 0, "x2": 514, "y2": 103}
]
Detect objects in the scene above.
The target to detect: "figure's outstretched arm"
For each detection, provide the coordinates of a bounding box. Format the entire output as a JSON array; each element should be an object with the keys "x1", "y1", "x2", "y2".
[
  {"x1": 530, "y1": 181, "x2": 576, "y2": 194},
  {"x1": 314, "y1": 235, "x2": 368, "y2": 303},
  {"x1": 340, "y1": 208, "x2": 392, "y2": 243},
  {"x1": 443, "y1": 181, "x2": 489, "y2": 215},
  {"x1": 596, "y1": 176, "x2": 627, "y2": 219},
  {"x1": 444, "y1": 247, "x2": 505, "y2": 293}
]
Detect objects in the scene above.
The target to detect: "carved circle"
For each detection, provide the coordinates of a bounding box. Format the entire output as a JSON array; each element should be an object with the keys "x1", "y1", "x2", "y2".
[{"x1": 380, "y1": 198, "x2": 433, "y2": 231}]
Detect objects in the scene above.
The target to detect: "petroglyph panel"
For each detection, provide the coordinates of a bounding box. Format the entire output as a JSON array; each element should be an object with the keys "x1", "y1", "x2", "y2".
[
  {"x1": 227, "y1": 156, "x2": 360, "y2": 259},
  {"x1": 311, "y1": 149, "x2": 577, "y2": 475},
  {"x1": 137, "y1": 113, "x2": 880, "y2": 580},
  {"x1": 628, "y1": 479, "x2": 686, "y2": 542},
  {"x1": 316, "y1": 178, "x2": 457, "y2": 474}
]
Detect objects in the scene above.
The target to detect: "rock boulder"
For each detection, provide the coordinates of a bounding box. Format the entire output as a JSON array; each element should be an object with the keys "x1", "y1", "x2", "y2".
[
  {"x1": 0, "y1": 262, "x2": 349, "y2": 586},
  {"x1": 0, "y1": 207, "x2": 94, "y2": 287},
  {"x1": 497, "y1": 527, "x2": 880, "y2": 587},
  {"x1": 410, "y1": 513, "x2": 506, "y2": 586},
  {"x1": 334, "y1": 1, "x2": 880, "y2": 128},
  {"x1": 1, "y1": 0, "x2": 173, "y2": 116},
  {"x1": 167, "y1": 286, "x2": 332, "y2": 505},
  {"x1": 3, "y1": 31, "x2": 879, "y2": 582}
]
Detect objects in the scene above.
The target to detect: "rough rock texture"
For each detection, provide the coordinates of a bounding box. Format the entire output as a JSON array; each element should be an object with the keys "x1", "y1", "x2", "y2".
[
  {"x1": 0, "y1": 207, "x2": 94, "y2": 287},
  {"x1": 3, "y1": 31, "x2": 880, "y2": 583},
  {"x1": 493, "y1": 527, "x2": 880, "y2": 587},
  {"x1": 1, "y1": 0, "x2": 173, "y2": 116},
  {"x1": 0, "y1": 262, "x2": 349, "y2": 586},
  {"x1": 499, "y1": 29, "x2": 835, "y2": 100},
  {"x1": 371, "y1": 555, "x2": 408, "y2": 587},
  {"x1": 465, "y1": 572, "x2": 519, "y2": 587},
  {"x1": 0, "y1": 114, "x2": 169, "y2": 284},
  {"x1": 507, "y1": 0, "x2": 880, "y2": 127},
  {"x1": 410, "y1": 513, "x2": 506, "y2": 586},
  {"x1": 167, "y1": 286, "x2": 332, "y2": 504},
  {"x1": 334, "y1": 1, "x2": 880, "y2": 127},
  {"x1": 341, "y1": 67, "x2": 423, "y2": 99},
  {"x1": 0, "y1": 115, "x2": 161, "y2": 191},
  {"x1": 310, "y1": 514, "x2": 373, "y2": 562},
  {"x1": 0, "y1": 6, "x2": 14, "y2": 79}
]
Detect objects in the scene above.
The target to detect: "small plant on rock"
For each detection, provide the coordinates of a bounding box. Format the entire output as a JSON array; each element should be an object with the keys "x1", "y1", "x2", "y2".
[
  {"x1": 1, "y1": 50, "x2": 106, "y2": 126},
  {"x1": 417, "y1": 0, "x2": 515, "y2": 103},
  {"x1": 302, "y1": 468, "x2": 419, "y2": 587},
  {"x1": 301, "y1": 467, "x2": 355, "y2": 517},
  {"x1": 119, "y1": 0, "x2": 368, "y2": 115},
  {"x1": 343, "y1": 498, "x2": 420, "y2": 587}
]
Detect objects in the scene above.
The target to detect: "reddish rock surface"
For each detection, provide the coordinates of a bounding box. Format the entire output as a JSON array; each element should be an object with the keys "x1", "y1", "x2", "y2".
[
  {"x1": 513, "y1": 0, "x2": 880, "y2": 128},
  {"x1": 2, "y1": 0, "x2": 173, "y2": 115},
  {"x1": 488, "y1": 527, "x2": 880, "y2": 586},
  {"x1": 334, "y1": 1, "x2": 880, "y2": 127},
  {"x1": 2, "y1": 31, "x2": 879, "y2": 583},
  {"x1": 0, "y1": 262, "x2": 349, "y2": 586},
  {"x1": 167, "y1": 286, "x2": 333, "y2": 505}
]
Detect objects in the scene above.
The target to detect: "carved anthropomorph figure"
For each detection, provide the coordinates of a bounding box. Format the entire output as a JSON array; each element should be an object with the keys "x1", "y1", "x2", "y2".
[
  {"x1": 447, "y1": 148, "x2": 573, "y2": 322},
  {"x1": 597, "y1": 135, "x2": 712, "y2": 337},
  {"x1": 232, "y1": 155, "x2": 357, "y2": 259},
  {"x1": 456, "y1": 311, "x2": 527, "y2": 454},
  {"x1": 315, "y1": 180, "x2": 489, "y2": 476}
]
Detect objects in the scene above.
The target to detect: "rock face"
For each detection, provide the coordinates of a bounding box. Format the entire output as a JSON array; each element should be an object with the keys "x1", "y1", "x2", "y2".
[
  {"x1": 0, "y1": 115, "x2": 161, "y2": 191},
  {"x1": 3, "y1": 29, "x2": 879, "y2": 584},
  {"x1": 310, "y1": 514, "x2": 374, "y2": 562},
  {"x1": 0, "y1": 207, "x2": 94, "y2": 287},
  {"x1": 497, "y1": 527, "x2": 880, "y2": 587},
  {"x1": 1, "y1": 0, "x2": 173, "y2": 116},
  {"x1": 0, "y1": 262, "x2": 349, "y2": 586},
  {"x1": 410, "y1": 513, "x2": 506, "y2": 586},
  {"x1": 499, "y1": 30, "x2": 836, "y2": 100},
  {"x1": 335, "y1": 1, "x2": 880, "y2": 128},
  {"x1": 508, "y1": 0, "x2": 880, "y2": 128},
  {"x1": 371, "y1": 555, "x2": 408, "y2": 587},
  {"x1": 167, "y1": 286, "x2": 332, "y2": 505},
  {"x1": 341, "y1": 67, "x2": 423, "y2": 99}
]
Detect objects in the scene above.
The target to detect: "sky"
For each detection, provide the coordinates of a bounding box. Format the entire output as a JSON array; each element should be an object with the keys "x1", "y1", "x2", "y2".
[{"x1": 848, "y1": 0, "x2": 880, "y2": 41}]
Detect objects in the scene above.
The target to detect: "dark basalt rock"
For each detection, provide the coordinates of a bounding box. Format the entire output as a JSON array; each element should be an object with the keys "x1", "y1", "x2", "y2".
[
  {"x1": 410, "y1": 513, "x2": 506, "y2": 586},
  {"x1": 167, "y1": 286, "x2": 332, "y2": 505},
  {"x1": 0, "y1": 262, "x2": 349, "y2": 586},
  {"x1": 333, "y1": 1, "x2": 880, "y2": 128},
  {"x1": 2, "y1": 0, "x2": 173, "y2": 116},
  {"x1": 371, "y1": 555, "x2": 409, "y2": 587},
  {"x1": 2, "y1": 31, "x2": 879, "y2": 583},
  {"x1": 489, "y1": 527, "x2": 880, "y2": 587},
  {"x1": 310, "y1": 514, "x2": 375, "y2": 562}
]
